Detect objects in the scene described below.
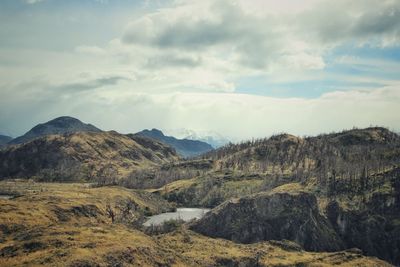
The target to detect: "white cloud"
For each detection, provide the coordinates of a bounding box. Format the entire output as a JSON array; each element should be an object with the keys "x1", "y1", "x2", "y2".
[
  {"x1": 75, "y1": 45, "x2": 106, "y2": 56},
  {"x1": 1, "y1": 0, "x2": 400, "y2": 138},
  {"x1": 1, "y1": 74, "x2": 399, "y2": 140}
]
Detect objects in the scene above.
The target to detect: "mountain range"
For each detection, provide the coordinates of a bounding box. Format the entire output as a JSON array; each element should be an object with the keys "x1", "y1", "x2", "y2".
[
  {"x1": 135, "y1": 128, "x2": 213, "y2": 157},
  {"x1": 0, "y1": 134, "x2": 12, "y2": 147},
  {"x1": 164, "y1": 128, "x2": 230, "y2": 148},
  {"x1": 1, "y1": 117, "x2": 400, "y2": 265},
  {"x1": 2, "y1": 116, "x2": 214, "y2": 159}
]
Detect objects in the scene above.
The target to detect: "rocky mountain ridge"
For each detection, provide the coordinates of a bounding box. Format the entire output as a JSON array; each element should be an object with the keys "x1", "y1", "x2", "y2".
[
  {"x1": 135, "y1": 128, "x2": 213, "y2": 157},
  {"x1": 0, "y1": 131, "x2": 179, "y2": 182},
  {"x1": 8, "y1": 116, "x2": 101, "y2": 145},
  {"x1": 0, "y1": 134, "x2": 12, "y2": 147},
  {"x1": 164, "y1": 128, "x2": 230, "y2": 148},
  {"x1": 190, "y1": 191, "x2": 343, "y2": 251}
]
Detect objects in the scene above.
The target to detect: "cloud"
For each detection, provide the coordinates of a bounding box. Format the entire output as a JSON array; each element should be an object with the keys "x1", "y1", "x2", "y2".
[
  {"x1": 25, "y1": 0, "x2": 44, "y2": 4},
  {"x1": 1, "y1": 0, "x2": 399, "y2": 138},
  {"x1": 120, "y1": 0, "x2": 400, "y2": 75},
  {"x1": 54, "y1": 76, "x2": 129, "y2": 92},
  {"x1": 144, "y1": 53, "x2": 202, "y2": 69},
  {"x1": 75, "y1": 45, "x2": 106, "y2": 55},
  {"x1": 121, "y1": 1, "x2": 324, "y2": 71},
  {"x1": 299, "y1": 0, "x2": 400, "y2": 46},
  {"x1": 1, "y1": 74, "x2": 399, "y2": 140}
]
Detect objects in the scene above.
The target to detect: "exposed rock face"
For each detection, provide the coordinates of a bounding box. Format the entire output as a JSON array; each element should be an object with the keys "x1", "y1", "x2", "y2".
[
  {"x1": 327, "y1": 198, "x2": 400, "y2": 265},
  {"x1": 0, "y1": 131, "x2": 179, "y2": 181},
  {"x1": 190, "y1": 192, "x2": 343, "y2": 252},
  {"x1": 135, "y1": 129, "x2": 213, "y2": 157},
  {"x1": 9, "y1": 116, "x2": 101, "y2": 145}
]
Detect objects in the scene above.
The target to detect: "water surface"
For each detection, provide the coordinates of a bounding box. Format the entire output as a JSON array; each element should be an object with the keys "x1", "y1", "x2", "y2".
[
  {"x1": 143, "y1": 208, "x2": 210, "y2": 227},
  {"x1": 0, "y1": 195, "x2": 14, "y2": 200}
]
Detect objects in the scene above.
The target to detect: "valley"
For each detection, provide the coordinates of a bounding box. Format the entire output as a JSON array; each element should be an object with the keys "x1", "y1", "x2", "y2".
[
  {"x1": 0, "y1": 118, "x2": 399, "y2": 266},
  {"x1": 2, "y1": 1, "x2": 399, "y2": 266},
  {"x1": 0, "y1": 181, "x2": 391, "y2": 267}
]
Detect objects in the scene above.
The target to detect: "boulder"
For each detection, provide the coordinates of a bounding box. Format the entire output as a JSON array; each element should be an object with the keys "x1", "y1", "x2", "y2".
[{"x1": 190, "y1": 191, "x2": 343, "y2": 252}]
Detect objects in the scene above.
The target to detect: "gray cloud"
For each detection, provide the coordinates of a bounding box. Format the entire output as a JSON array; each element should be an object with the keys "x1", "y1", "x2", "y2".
[
  {"x1": 122, "y1": 0, "x2": 400, "y2": 72},
  {"x1": 122, "y1": 1, "x2": 280, "y2": 70},
  {"x1": 144, "y1": 54, "x2": 202, "y2": 69},
  {"x1": 122, "y1": 2, "x2": 242, "y2": 49},
  {"x1": 353, "y1": 4, "x2": 400, "y2": 40},
  {"x1": 56, "y1": 76, "x2": 128, "y2": 92},
  {"x1": 299, "y1": 0, "x2": 400, "y2": 45}
]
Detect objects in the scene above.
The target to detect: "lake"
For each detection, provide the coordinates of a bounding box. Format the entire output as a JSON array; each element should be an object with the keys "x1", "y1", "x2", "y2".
[
  {"x1": 143, "y1": 208, "x2": 210, "y2": 227},
  {"x1": 0, "y1": 195, "x2": 14, "y2": 200}
]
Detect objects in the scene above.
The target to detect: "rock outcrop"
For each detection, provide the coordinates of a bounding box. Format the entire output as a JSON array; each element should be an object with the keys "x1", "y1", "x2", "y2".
[
  {"x1": 326, "y1": 197, "x2": 400, "y2": 265},
  {"x1": 190, "y1": 191, "x2": 343, "y2": 252}
]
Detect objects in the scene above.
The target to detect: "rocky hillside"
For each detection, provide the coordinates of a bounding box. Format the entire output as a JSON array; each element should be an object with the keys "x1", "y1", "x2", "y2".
[
  {"x1": 190, "y1": 191, "x2": 343, "y2": 251},
  {"x1": 147, "y1": 128, "x2": 400, "y2": 206},
  {"x1": 0, "y1": 180, "x2": 390, "y2": 267},
  {"x1": 204, "y1": 127, "x2": 400, "y2": 188},
  {"x1": 8, "y1": 116, "x2": 101, "y2": 145},
  {"x1": 190, "y1": 182, "x2": 400, "y2": 264},
  {"x1": 135, "y1": 129, "x2": 213, "y2": 157},
  {"x1": 0, "y1": 131, "x2": 179, "y2": 182},
  {"x1": 148, "y1": 127, "x2": 400, "y2": 265}
]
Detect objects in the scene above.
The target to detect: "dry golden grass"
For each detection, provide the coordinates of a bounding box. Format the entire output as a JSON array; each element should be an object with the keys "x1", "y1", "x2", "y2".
[
  {"x1": 147, "y1": 178, "x2": 197, "y2": 194},
  {"x1": 1, "y1": 131, "x2": 180, "y2": 181},
  {"x1": 157, "y1": 229, "x2": 390, "y2": 267},
  {"x1": 0, "y1": 181, "x2": 392, "y2": 267},
  {"x1": 270, "y1": 182, "x2": 307, "y2": 193}
]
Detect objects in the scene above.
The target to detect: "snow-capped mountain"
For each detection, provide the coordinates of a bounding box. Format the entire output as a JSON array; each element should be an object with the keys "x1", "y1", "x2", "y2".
[{"x1": 164, "y1": 128, "x2": 230, "y2": 148}]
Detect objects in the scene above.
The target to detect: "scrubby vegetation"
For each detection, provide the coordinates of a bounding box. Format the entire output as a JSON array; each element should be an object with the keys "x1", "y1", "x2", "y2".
[
  {"x1": 1, "y1": 127, "x2": 400, "y2": 266},
  {"x1": 0, "y1": 181, "x2": 389, "y2": 267},
  {"x1": 0, "y1": 131, "x2": 179, "y2": 182}
]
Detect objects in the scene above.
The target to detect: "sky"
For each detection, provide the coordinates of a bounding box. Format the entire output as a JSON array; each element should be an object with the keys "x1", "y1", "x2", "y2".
[{"x1": 0, "y1": 0, "x2": 400, "y2": 141}]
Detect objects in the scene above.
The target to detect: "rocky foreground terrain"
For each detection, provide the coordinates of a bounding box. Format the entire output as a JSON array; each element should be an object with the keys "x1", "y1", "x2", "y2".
[{"x1": 0, "y1": 181, "x2": 390, "y2": 267}]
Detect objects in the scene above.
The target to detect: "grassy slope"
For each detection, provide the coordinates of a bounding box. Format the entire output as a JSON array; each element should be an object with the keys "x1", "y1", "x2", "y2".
[
  {"x1": 0, "y1": 181, "x2": 391, "y2": 266},
  {"x1": 149, "y1": 170, "x2": 285, "y2": 208},
  {"x1": 0, "y1": 131, "x2": 179, "y2": 181}
]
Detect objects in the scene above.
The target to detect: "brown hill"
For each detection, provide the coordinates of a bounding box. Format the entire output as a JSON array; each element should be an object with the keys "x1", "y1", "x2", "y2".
[
  {"x1": 0, "y1": 131, "x2": 179, "y2": 182},
  {"x1": 0, "y1": 181, "x2": 391, "y2": 267},
  {"x1": 8, "y1": 116, "x2": 102, "y2": 145},
  {"x1": 148, "y1": 128, "x2": 400, "y2": 265},
  {"x1": 204, "y1": 127, "x2": 400, "y2": 184},
  {"x1": 190, "y1": 191, "x2": 343, "y2": 251}
]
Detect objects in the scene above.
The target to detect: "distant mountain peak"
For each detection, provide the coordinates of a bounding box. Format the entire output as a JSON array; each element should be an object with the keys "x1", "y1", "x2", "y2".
[
  {"x1": 135, "y1": 128, "x2": 213, "y2": 157},
  {"x1": 0, "y1": 134, "x2": 13, "y2": 147},
  {"x1": 147, "y1": 128, "x2": 165, "y2": 136},
  {"x1": 8, "y1": 116, "x2": 102, "y2": 145},
  {"x1": 164, "y1": 128, "x2": 230, "y2": 148}
]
